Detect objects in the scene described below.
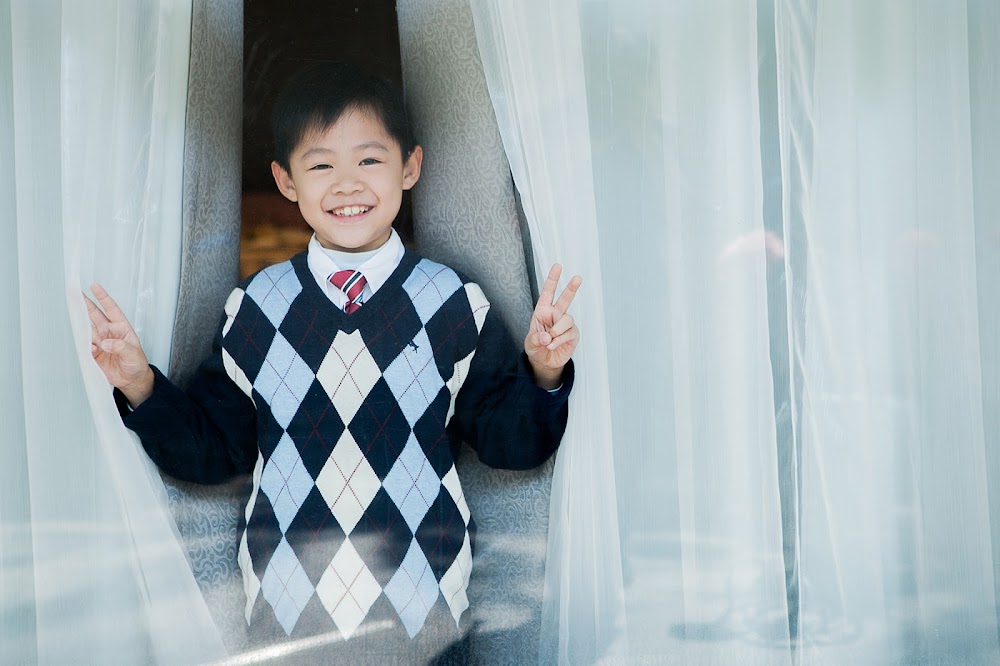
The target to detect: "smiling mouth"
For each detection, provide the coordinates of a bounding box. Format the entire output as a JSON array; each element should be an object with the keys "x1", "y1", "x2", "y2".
[{"x1": 329, "y1": 205, "x2": 372, "y2": 218}]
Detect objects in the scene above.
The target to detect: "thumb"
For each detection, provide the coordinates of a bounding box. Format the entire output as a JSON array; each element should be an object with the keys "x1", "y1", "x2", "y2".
[{"x1": 525, "y1": 329, "x2": 541, "y2": 354}]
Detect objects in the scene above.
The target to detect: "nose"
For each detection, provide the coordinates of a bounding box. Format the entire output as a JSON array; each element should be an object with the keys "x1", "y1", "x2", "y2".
[{"x1": 331, "y1": 167, "x2": 363, "y2": 195}]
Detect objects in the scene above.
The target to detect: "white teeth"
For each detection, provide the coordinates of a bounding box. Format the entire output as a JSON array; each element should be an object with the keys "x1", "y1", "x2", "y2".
[{"x1": 333, "y1": 205, "x2": 370, "y2": 217}]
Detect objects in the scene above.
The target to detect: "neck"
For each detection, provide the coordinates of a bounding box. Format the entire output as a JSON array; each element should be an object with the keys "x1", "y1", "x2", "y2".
[{"x1": 319, "y1": 233, "x2": 393, "y2": 271}]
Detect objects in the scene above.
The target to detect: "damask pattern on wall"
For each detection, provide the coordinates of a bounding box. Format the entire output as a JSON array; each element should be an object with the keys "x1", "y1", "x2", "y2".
[{"x1": 164, "y1": 0, "x2": 249, "y2": 654}]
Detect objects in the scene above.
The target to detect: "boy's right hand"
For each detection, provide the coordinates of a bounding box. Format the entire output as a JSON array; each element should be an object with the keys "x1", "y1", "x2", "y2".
[{"x1": 84, "y1": 283, "x2": 155, "y2": 408}]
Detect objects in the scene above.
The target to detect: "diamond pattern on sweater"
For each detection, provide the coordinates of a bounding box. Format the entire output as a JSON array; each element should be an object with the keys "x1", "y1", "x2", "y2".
[
  {"x1": 445, "y1": 349, "x2": 475, "y2": 423},
  {"x1": 351, "y1": 489, "x2": 412, "y2": 588},
  {"x1": 260, "y1": 537, "x2": 315, "y2": 635},
  {"x1": 223, "y1": 295, "x2": 274, "y2": 385},
  {"x1": 384, "y1": 434, "x2": 441, "y2": 533},
  {"x1": 317, "y1": 329, "x2": 381, "y2": 425},
  {"x1": 286, "y1": 486, "x2": 346, "y2": 585},
  {"x1": 464, "y1": 284, "x2": 490, "y2": 330},
  {"x1": 260, "y1": 433, "x2": 316, "y2": 533},
  {"x1": 278, "y1": 305, "x2": 336, "y2": 373},
  {"x1": 383, "y1": 327, "x2": 444, "y2": 426},
  {"x1": 415, "y1": 487, "x2": 466, "y2": 581},
  {"x1": 316, "y1": 430, "x2": 381, "y2": 533},
  {"x1": 246, "y1": 262, "x2": 302, "y2": 327},
  {"x1": 222, "y1": 347, "x2": 255, "y2": 403},
  {"x1": 254, "y1": 332, "x2": 314, "y2": 429},
  {"x1": 363, "y1": 298, "x2": 423, "y2": 371},
  {"x1": 384, "y1": 538, "x2": 440, "y2": 638},
  {"x1": 222, "y1": 288, "x2": 245, "y2": 337},
  {"x1": 238, "y1": 532, "x2": 261, "y2": 623},
  {"x1": 346, "y1": 379, "x2": 411, "y2": 480},
  {"x1": 246, "y1": 453, "x2": 264, "y2": 523},
  {"x1": 425, "y1": 288, "x2": 478, "y2": 374},
  {"x1": 402, "y1": 260, "x2": 463, "y2": 324},
  {"x1": 246, "y1": 491, "x2": 284, "y2": 581},
  {"x1": 316, "y1": 539, "x2": 381, "y2": 639},
  {"x1": 412, "y1": 391, "x2": 460, "y2": 479},
  {"x1": 439, "y1": 531, "x2": 472, "y2": 623},
  {"x1": 440, "y1": 465, "x2": 471, "y2": 526},
  {"x1": 287, "y1": 381, "x2": 345, "y2": 480}
]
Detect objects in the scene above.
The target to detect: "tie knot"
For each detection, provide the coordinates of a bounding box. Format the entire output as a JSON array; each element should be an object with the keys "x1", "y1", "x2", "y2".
[{"x1": 330, "y1": 270, "x2": 367, "y2": 314}]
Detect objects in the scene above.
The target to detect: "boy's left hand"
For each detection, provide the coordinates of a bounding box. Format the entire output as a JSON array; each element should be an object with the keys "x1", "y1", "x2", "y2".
[{"x1": 525, "y1": 264, "x2": 583, "y2": 390}]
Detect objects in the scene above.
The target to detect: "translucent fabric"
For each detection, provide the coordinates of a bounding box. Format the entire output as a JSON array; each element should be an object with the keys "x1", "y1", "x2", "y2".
[
  {"x1": 1, "y1": 1, "x2": 225, "y2": 662},
  {"x1": 472, "y1": 0, "x2": 1000, "y2": 664}
]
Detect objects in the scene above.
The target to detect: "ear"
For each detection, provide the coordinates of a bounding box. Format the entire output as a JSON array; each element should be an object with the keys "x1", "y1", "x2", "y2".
[
  {"x1": 271, "y1": 161, "x2": 298, "y2": 202},
  {"x1": 401, "y1": 145, "x2": 423, "y2": 190}
]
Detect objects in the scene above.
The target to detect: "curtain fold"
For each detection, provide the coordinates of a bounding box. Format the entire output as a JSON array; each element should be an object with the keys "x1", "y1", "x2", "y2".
[
  {"x1": 470, "y1": 3, "x2": 626, "y2": 663},
  {"x1": 2, "y1": 1, "x2": 226, "y2": 662},
  {"x1": 474, "y1": 0, "x2": 1000, "y2": 663},
  {"x1": 776, "y1": 1, "x2": 1000, "y2": 662}
]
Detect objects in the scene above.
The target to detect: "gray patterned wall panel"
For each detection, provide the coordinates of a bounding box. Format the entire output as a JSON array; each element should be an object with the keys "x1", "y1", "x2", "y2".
[
  {"x1": 397, "y1": 1, "x2": 553, "y2": 663},
  {"x1": 165, "y1": 0, "x2": 248, "y2": 654},
  {"x1": 169, "y1": 0, "x2": 243, "y2": 389}
]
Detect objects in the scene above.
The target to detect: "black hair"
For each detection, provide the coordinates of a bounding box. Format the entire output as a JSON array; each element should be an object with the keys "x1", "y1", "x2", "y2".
[{"x1": 270, "y1": 62, "x2": 416, "y2": 171}]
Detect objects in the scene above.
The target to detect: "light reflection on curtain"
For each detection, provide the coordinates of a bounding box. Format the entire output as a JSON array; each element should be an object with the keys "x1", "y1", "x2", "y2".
[
  {"x1": 473, "y1": 0, "x2": 1000, "y2": 663},
  {"x1": 1, "y1": 1, "x2": 226, "y2": 662}
]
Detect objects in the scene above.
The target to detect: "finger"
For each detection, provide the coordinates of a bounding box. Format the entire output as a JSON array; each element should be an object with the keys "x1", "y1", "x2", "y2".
[
  {"x1": 535, "y1": 264, "x2": 563, "y2": 309},
  {"x1": 525, "y1": 329, "x2": 548, "y2": 353},
  {"x1": 83, "y1": 291, "x2": 111, "y2": 326},
  {"x1": 106, "y1": 321, "x2": 136, "y2": 339},
  {"x1": 553, "y1": 274, "x2": 583, "y2": 318},
  {"x1": 101, "y1": 335, "x2": 143, "y2": 357},
  {"x1": 545, "y1": 326, "x2": 579, "y2": 352},
  {"x1": 91, "y1": 282, "x2": 128, "y2": 323},
  {"x1": 546, "y1": 313, "x2": 575, "y2": 338},
  {"x1": 100, "y1": 338, "x2": 126, "y2": 354}
]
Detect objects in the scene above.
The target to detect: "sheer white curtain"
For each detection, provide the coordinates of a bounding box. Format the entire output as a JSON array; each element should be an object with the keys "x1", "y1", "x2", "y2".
[
  {"x1": 1, "y1": 1, "x2": 225, "y2": 662},
  {"x1": 779, "y1": 1, "x2": 1000, "y2": 663},
  {"x1": 473, "y1": 0, "x2": 1000, "y2": 664}
]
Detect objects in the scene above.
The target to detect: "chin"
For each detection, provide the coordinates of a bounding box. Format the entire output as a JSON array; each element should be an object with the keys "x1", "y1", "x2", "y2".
[{"x1": 318, "y1": 234, "x2": 386, "y2": 253}]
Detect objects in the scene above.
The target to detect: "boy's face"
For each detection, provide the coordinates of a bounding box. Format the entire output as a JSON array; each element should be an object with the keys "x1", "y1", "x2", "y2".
[{"x1": 272, "y1": 109, "x2": 422, "y2": 253}]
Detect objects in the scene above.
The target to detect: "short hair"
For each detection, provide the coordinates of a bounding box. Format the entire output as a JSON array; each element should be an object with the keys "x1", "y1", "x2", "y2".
[{"x1": 271, "y1": 63, "x2": 416, "y2": 171}]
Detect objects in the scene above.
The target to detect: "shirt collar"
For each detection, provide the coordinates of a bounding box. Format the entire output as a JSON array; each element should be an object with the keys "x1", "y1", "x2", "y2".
[{"x1": 306, "y1": 230, "x2": 405, "y2": 297}]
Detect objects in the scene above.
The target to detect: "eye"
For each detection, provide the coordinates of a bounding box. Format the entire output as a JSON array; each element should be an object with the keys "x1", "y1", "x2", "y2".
[
  {"x1": 308, "y1": 163, "x2": 332, "y2": 171},
  {"x1": 360, "y1": 157, "x2": 382, "y2": 166}
]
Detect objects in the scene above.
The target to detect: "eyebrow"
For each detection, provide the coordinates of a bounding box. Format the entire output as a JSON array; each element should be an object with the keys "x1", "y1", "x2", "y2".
[
  {"x1": 299, "y1": 146, "x2": 332, "y2": 160},
  {"x1": 298, "y1": 142, "x2": 390, "y2": 161},
  {"x1": 353, "y1": 141, "x2": 390, "y2": 152}
]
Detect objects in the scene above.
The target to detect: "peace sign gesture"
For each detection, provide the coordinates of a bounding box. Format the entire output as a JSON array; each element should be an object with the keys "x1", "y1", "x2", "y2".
[
  {"x1": 83, "y1": 283, "x2": 155, "y2": 407},
  {"x1": 524, "y1": 264, "x2": 583, "y2": 390}
]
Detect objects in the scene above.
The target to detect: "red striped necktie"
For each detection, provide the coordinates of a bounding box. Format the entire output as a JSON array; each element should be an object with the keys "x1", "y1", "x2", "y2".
[{"x1": 330, "y1": 270, "x2": 367, "y2": 314}]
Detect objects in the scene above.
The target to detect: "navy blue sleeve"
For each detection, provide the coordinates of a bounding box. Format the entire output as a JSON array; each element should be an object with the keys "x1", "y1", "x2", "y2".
[
  {"x1": 118, "y1": 329, "x2": 258, "y2": 484},
  {"x1": 447, "y1": 308, "x2": 574, "y2": 470}
]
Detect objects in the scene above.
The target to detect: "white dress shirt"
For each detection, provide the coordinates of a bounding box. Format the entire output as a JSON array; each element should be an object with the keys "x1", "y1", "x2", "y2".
[{"x1": 306, "y1": 230, "x2": 405, "y2": 311}]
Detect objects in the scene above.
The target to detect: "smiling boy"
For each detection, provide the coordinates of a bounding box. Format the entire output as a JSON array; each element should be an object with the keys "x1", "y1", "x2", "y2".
[{"x1": 86, "y1": 63, "x2": 581, "y2": 655}]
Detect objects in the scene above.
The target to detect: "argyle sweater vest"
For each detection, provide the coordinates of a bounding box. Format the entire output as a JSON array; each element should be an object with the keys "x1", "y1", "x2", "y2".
[
  {"x1": 219, "y1": 251, "x2": 495, "y2": 639},
  {"x1": 121, "y1": 249, "x2": 572, "y2": 645}
]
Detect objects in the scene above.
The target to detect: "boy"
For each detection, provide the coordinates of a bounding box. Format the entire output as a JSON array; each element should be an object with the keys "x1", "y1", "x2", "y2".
[{"x1": 85, "y1": 64, "x2": 581, "y2": 654}]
